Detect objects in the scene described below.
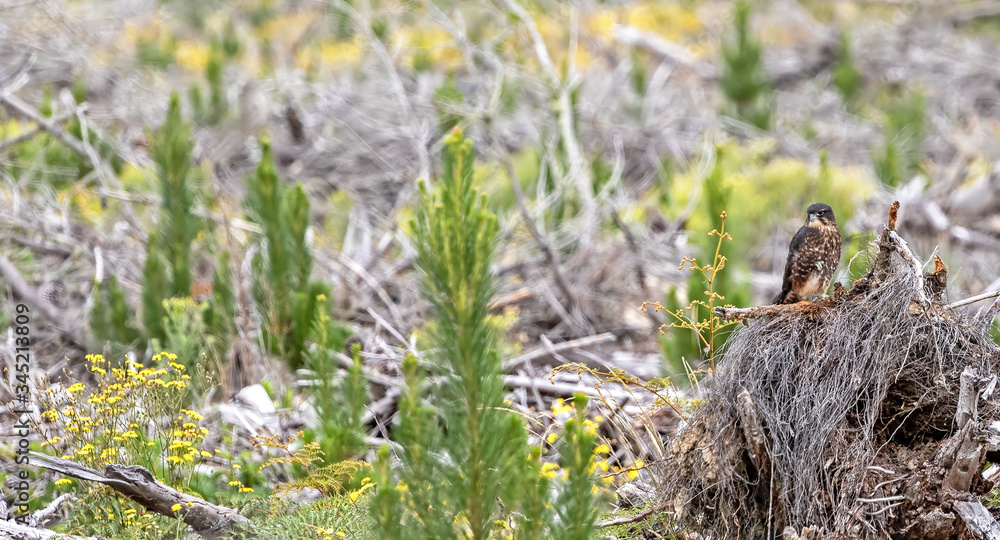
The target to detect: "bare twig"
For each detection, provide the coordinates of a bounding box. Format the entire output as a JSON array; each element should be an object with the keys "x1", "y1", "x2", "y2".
[
  {"x1": 0, "y1": 256, "x2": 85, "y2": 347},
  {"x1": 713, "y1": 302, "x2": 822, "y2": 322},
  {"x1": 498, "y1": 153, "x2": 582, "y2": 313},
  {"x1": 0, "y1": 110, "x2": 78, "y2": 152},
  {"x1": 612, "y1": 24, "x2": 714, "y2": 78},
  {"x1": 0, "y1": 93, "x2": 90, "y2": 162},
  {"x1": 946, "y1": 289, "x2": 1000, "y2": 310},
  {"x1": 496, "y1": 0, "x2": 596, "y2": 246},
  {"x1": 504, "y1": 332, "x2": 616, "y2": 370}
]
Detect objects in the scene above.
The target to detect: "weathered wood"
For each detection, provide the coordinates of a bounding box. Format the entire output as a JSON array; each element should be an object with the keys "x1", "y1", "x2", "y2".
[
  {"x1": 956, "y1": 366, "x2": 980, "y2": 430},
  {"x1": 30, "y1": 453, "x2": 252, "y2": 539},
  {"x1": 954, "y1": 500, "x2": 1000, "y2": 540},
  {"x1": 944, "y1": 432, "x2": 987, "y2": 493},
  {"x1": 0, "y1": 519, "x2": 102, "y2": 540}
]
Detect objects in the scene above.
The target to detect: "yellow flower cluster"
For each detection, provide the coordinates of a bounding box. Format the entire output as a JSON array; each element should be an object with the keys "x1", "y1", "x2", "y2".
[
  {"x1": 315, "y1": 527, "x2": 347, "y2": 539},
  {"x1": 537, "y1": 399, "x2": 616, "y2": 496},
  {"x1": 38, "y1": 351, "x2": 214, "y2": 530},
  {"x1": 348, "y1": 477, "x2": 375, "y2": 503}
]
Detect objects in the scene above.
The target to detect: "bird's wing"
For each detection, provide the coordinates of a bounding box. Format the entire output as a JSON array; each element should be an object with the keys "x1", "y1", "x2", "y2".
[{"x1": 774, "y1": 225, "x2": 810, "y2": 304}]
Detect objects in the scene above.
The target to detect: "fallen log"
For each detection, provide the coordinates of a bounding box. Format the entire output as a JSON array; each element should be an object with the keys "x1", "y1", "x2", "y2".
[{"x1": 29, "y1": 453, "x2": 252, "y2": 539}]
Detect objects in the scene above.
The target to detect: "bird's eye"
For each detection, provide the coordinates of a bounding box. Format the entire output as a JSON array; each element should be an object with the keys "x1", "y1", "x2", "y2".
[{"x1": 818, "y1": 211, "x2": 825, "y2": 215}]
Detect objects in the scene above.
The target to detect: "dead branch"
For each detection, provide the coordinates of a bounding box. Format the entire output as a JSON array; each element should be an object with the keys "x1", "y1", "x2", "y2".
[
  {"x1": 24, "y1": 493, "x2": 75, "y2": 527},
  {"x1": 0, "y1": 256, "x2": 85, "y2": 348},
  {"x1": 0, "y1": 93, "x2": 90, "y2": 158},
  {"x1": 947, "y1": 290, "x2": 1000, "y2": 311},
  {"x1": 611, "y1": 24, "x2": 714, "y2": 78},
  {"x1": 713, "y1": 302, "x2": 815, "y2": 322},
  {"x1": 504, "y1": 374, "x2": 624, "y2": 401},
  {"x1": 981, "y1": 296, "x2": 1000, "y2": 328},
  {"x1": 887, "y1": 230, "x2": 930, "y2": 306},
  {"x1": 0, "y1": 109, "x2": 77, "y2": 152},
  {"x1": 30, "y1": 453, "x2": 252, "y2": 539},
  {"x1": 488, "y1": 286, "x2": 533, "y2": 310},
  {"x1": 498, "y1": 153, "x2": 583, "y2": 317}
]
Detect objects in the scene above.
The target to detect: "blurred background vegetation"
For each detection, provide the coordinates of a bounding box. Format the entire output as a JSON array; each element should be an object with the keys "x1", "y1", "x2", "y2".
[{"x1": 1, "y1": 0, "x2": 1000, "y2": 537}]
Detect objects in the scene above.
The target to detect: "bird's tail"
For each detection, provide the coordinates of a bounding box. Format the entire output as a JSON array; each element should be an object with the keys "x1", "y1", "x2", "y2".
[{"x1": 772, "y1": 289, "x2": 789, "y2": 305}]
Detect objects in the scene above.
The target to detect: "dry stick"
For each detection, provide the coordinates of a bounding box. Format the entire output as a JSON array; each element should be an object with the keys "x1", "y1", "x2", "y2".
[
  {"x1": 946, "y1": 289, "x2": 1000, "y2": 310},
  {"x1": 30, "y1": 453, "x2": 252, "y2": 539},
  {"x1": 0, "y1": 110, "x2": 78, "y2": 151},
  {"x1": 504, "y1": 332, "x2": 616, "y2": 370},
  {"x1": 499, "y1": 155, "x2": 582, "y2": 315},
  {"x1": 886, "y1": 230, "x2": 930, "y2": 306},
  {"x1": 0, "y1": 93, "x2": 89, "y2": 157},
  {"x1": 0, "y1": 256, "x2": 86, "y2": 348},
  {"x1": 612, "y1": 24, "x2": 714, "y2": 78},
  {"x1": 504, "y1": 374, "x2": 618, "y2": 400},
  {"x1": 3, "y1": 232, "x2": 74, "y2": 257},
  {"x1": 980, "y1": 295, "x2": 1000, "y2": 327},
  {"x1": 22, "y1": 493, "x2": 76, "y2": 527},
  {"x1": 496, "y1": 0, "x2": 596, "y2": 247},
  {"x1": 713, "y1": 302, "x2": 811, "y2": 322}
]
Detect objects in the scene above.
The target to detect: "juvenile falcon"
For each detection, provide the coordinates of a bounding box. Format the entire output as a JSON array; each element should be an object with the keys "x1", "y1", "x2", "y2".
[{"x1": 773, "y1": 203, "x2": 841, "y2": 304}]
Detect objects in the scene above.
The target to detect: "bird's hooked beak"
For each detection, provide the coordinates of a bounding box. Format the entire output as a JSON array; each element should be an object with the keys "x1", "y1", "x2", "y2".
[{"x1": 808, "y1": 213, "x2": 818, "y2": 223}]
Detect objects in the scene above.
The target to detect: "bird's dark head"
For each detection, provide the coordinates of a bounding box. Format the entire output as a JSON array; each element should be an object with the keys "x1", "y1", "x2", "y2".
[{"x1": 805, "y1": 203, "x2": 836, "y2": 227}]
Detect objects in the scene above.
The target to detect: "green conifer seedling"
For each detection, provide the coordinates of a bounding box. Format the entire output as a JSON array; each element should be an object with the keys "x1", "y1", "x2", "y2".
[
  {"x1": 91, "y1": 275, "x2": 142, "y2": 355},
  {"x1": 874, "y1": 88, "x2": 926, "y2": 188},
  {"x1": 304, "y1": 295, "x2": 360, "y2": 464},
  {"x1": 719, "y1": 0, "x2": 773, "y2": 129},
  {"x1": 245, "y1": 136, "x2": 328, "y2": 368},
  {"x1": 141, "y1": 232, "x2": 168, "y2": 343},
  {"x1": 371, "y1": 128, "x2": 557, "y2": 539},
  {"x1": 832, "y1": 32, "x2": 862, "y2": 105},
  {"x1": 150, "y1": 93, "x2": 198, "y2": 298}
]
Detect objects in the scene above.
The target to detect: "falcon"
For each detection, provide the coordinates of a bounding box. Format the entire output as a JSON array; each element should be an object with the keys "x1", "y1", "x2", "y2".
[{"x1": 773, "y1": 203, "x2": 842, "y2": 305}]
